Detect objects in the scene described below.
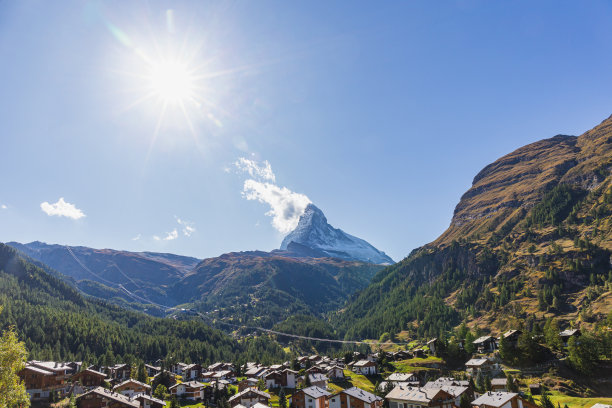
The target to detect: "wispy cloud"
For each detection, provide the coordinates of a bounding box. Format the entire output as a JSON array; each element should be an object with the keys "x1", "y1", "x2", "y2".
[
  {"x1": 235, "y1": 157, "x2": 276, "y2": 182},
  {"x1": 40, "y1": 198, "x2": 85, "y2": 220},
  {"x1": 235, "y1": 157, "x2": 311, "y2": 233},
  {"x1": 153, "y1": 228, "x2": 178, "y2": 241},
  {"x1": 176, "y1": 218, "x2": 196, "y2": 237},
  {"x1": 131, "y1": 234, "x2": 142, "y2": 241},
  {"x1": 1, "y1": 204, "x2": 7, "y2": 210}
]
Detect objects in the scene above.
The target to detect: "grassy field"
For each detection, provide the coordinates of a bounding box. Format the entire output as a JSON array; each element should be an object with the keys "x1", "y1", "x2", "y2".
[
  {"x1": 340, "y1": 369, "x2": 378, "y2": 393},
  {"x1": 535, "y1": 390, "x2": 612, "y2": 408},
  {"x1": 391, "y1": 357, "x2": 441, "y2": 373}
]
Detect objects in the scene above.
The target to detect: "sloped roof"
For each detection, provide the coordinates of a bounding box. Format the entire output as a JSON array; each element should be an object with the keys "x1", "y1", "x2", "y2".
[
  {"x1": 78, "y1": 387, "x2": 139, "y2": 408},
  {"x1": 472, "y1": 392, "x2": 517, "y2": 407},
  {"x1": 308, "y1": 373, "x2": 328, "y2": 382},
  {"x1": 385, "y1": 386, "x2": 449, "y2": 403},
  {"x1": 229, "y1": 388, "x2": 271, "y2": 402},
  {"x1": 340, "y1": 387, "x2": 382, "y2": 403},
  {"x1": 301, "y1": 386, "x2": 331, "y2": 399},
  {"x1": 387, "y1": 373, "x2": 416, "y2": 382},
  {"x1": 113, "y1": 378, "x2": 151, "y2": 390},
  {"x1": 465, "y1": 358, "x2": 492, "y2": 367}
]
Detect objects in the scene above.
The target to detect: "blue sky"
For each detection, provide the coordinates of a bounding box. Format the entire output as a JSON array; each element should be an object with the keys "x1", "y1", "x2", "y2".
[{"x1": 1, "y1": 1, "x2": 612, "y2": 261}]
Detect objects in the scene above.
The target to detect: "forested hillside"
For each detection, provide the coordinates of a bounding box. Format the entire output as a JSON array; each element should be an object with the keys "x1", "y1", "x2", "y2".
[
  {"x1": 0, "y1": 243, "x2": 287, "y2": 365},
  {"x1": 335, "y1": 114, "x2": 612, "y2": 341}
]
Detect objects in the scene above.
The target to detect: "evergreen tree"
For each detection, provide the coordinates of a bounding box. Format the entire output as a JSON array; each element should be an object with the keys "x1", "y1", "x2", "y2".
[
  {"x1": 498, "y1": 334, "x2": 512, "y2": 363},
  {"x1": 170, "y1": 396, "x2": 180, "y2": 408},
  {"x1": 137, "y1": 362, "x2": 147, "y2": 383},
  {"x1": 567, "y1": 335, "x2": 598, "y2": 374},
  {"x1": 460, "y1": 393, "x2": 471, "y2": 408},
  {"x1": 153, "y1": 384, "x2": 168, "y2": 400},
  {"x1": 279, "y1": 388, "x2": 287, "y2": 408},
  {"x1": 506, "y1": 373, "x2": 518, "y2": 393},
  {"x1": 539, "y1": 390, "x2": 554, "y2": 408},
  {"x1": 475, "y1": 371, "x2": 485, "y2": 392}
]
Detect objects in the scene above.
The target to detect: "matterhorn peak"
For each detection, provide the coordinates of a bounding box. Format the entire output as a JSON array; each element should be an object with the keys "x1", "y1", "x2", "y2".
[{"x1": 280, "y1": 204, "x2": 393, "y2": 265}]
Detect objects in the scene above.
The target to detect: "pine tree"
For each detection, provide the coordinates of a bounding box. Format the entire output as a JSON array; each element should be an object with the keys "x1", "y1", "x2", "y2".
[
  {"x1": 137, "y1": 362, "x2": 147, "y2": 383},
  {"x1": 279, "y1": 388, "x2": 287, "y2": 408},
  {"x1": 539, "y1": 390, "x2": 554, "y2": 408}
]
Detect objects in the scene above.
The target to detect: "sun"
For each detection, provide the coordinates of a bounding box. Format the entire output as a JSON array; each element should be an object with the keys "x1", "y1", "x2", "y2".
[{"x1": 147, "y1": 60, "x2": 196, "y2": 105}]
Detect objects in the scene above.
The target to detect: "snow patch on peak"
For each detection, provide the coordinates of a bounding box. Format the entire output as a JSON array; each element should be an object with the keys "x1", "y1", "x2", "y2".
[{"x1": 280, "y1": 204, "x2": 394, "y2": 265}]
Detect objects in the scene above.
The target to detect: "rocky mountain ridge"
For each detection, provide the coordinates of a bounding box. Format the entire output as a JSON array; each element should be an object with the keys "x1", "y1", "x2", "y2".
[{"x1": 280, "y1": 203, "x2": 393, "y2": 264}]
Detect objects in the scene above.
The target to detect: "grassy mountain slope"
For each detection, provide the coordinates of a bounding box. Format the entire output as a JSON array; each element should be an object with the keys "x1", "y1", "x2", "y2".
[{"x1": 336, "y1": 114, "x2": 612, "y2": 340}]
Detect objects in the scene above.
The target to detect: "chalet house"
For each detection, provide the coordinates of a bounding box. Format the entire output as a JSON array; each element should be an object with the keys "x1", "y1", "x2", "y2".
[
  {"x1": 229, "y1": 388, "x2": 271, "y2": 408},
  {"x1": 19, "y1": 361, "x2": 70, "y2": 401},
  {"x1": 113, "y1": 379, "x2": 151, "y2": 397},
  {"x1": 245, "y1": 366, "x2": 269, "y2": 379},
  {"x1": 183, "y1": 363, "x2": 202, "y2": 380},
  {"x1": 171, "y1": 362, "x2": 189, "y2": 377},
  {"x1": 71, "y1": 368, "x2": 108, "y2": 388},
  {"x1": 214, "y1": 369, "x2": 235, "y2": 382},
  {"x1": 136, "y1": 394, "x2": 167, "y2": 408},
  {"x1": 427, "y1": 338, "x2": 441, "y2": 356},
  {"x1": 291, "y1": 386, "x2": 331, "y2": 408},
  {"x1": 66, "y1": 362, "x2": 83, "y2": 375},
  {"x1": 386, "y1": 385, "x2": 455, "y2": 408},
  {"x1": 391, "y1": 351, "x2": 411, "y2": 361},
  {"x1": 559, "y1": 329, "x2": 581, "y2": 347},
  {"x1": 329, "y1": 387, "x2": 383, "y2": 408},
  {"x1": 145, "y1": 364, "x2": 161, "y2": 377},
  {"x1": 108, "y1": 364, "x2": 131, "y2": 381},
  {"x1": 308, "y1": 373, "x2": 329, "y2": 388},
  {"x1": 412, "y1": 349, "x2": 426, "y2": 359},
  {"x1": 152, "y1": 370, "x2": 177, "y2": 387},
  {"x1": 498, "y1": 330, "x2": 522, "y2": 348},
  {"x1": 169, "y1": 381, "x2": 206, "y2": 401},
  {"x1": 76, "y1": 386, "x2": 140, "y2": 408},
  {"x1": 307, "y1": 366, "x2": 325, "y2": 375},
  {"x1": 326, "y1": 365, "x2": 345, "y2": 380},
  {"x1": 423, "y1": 384, "x2": 470, "y2": 407},
  {"x1": 424, "y1": 378, "x2": 469, "y2": 388},
  {"x1": 387, "y1": 373, "x2": 418, "y2": 385},
  {"x1": 239, "y1": 378, "x2": 259, "y2": 391},
  {"x1": 490, "y1": 378, "x2": 518, "y2": 392},
  {"x1": 471, "y1": 391, "x2": 538, "y2": 408},
  {"x1": 353, "y1": 360, "x2": 377, "y2": 375},
  {"x1": 473, "y1": 336, "x2": 497, "y2": 353},
  {"x1": 465, "y1": 358, "x2": 499, "y2": 376},
  {"x1": 265, "y1": 369, "x2": 297, "y2": 389}
]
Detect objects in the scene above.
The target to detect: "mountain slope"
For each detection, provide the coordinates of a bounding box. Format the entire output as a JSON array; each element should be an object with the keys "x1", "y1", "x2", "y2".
[
  {"x1": 170, "y1": 250, "x2": 383, "y2": 329},
  {"x1": 336, "y1": 114, "x2": 612, "y2": 340},
  {"x1": 280, "y1": 204, "x2": 393, "y2": 264},
  {"x1": 7, "y1": 241, "x2": 200, "y2": 306},
  {"x1": 0, "y1": 242, "x2": 288, "y2": 364}
]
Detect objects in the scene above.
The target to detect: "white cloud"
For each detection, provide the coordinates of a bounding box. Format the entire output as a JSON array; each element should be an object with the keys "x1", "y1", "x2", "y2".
[
  {"x1": 235, "y1": 157, "x2": 276, "y2": 182},
  {"x1": 131, "y1": 234, "x2": 142, "y2": 241},
  {"x1": 1, "y1": 204, "x2": 7, "y2": 210},
  {"x1": 176, "y1": 218, "x2": 196, "y2": 237},
  {"x1": 153, "y1": 235, "x2": 161, "y2": 241},
  {"x1": 40, "y1": 197, "x2": 85, "y2": 220},
  {"x1": 163, "y1": 229, "x2": 178, "y2": 241},
  {"x1": 242, "y1": 180, "x2": 311, "y2": 233}
]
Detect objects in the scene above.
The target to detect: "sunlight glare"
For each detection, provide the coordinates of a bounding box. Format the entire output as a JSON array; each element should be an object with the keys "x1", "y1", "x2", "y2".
[{"x1": 148, "y1": 60, "x2": 195, "y2": 105}]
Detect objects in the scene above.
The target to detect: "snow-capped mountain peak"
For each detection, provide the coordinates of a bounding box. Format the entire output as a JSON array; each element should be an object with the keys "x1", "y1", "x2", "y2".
[{"x1": 280, "y1": 204, "x2": 394, "y2": 265}]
